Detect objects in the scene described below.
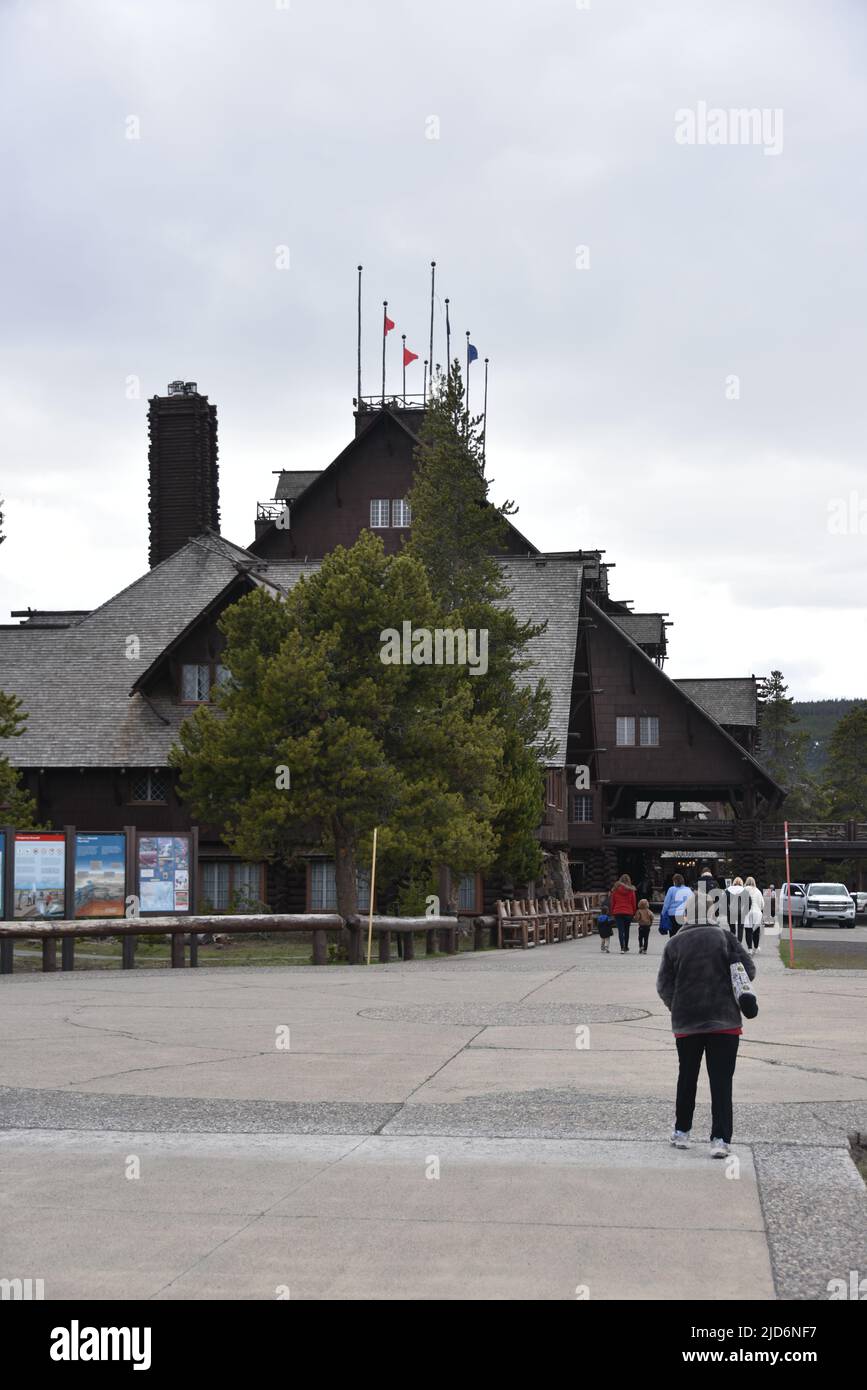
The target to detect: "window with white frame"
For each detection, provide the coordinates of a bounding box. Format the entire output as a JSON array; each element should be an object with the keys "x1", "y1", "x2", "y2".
[
  {"x1": 392, "y1": 498, "x2": 411, "y2": 528},
  {"x1": 309, "y1": 860, "x2": 371, "y2": 911},
  {"x1": 458, "y1": 873, "x2": 478, "y2": 912},
  {"x1": 370, "y1": 499, "x2": 390, "y2": 529},
  {"x1": 130, "y1": 770, "x2": 168, "y2": 803},
  {"x1": 616, "y1": 716, "x2": 636, "y2": 747},
  {"x1": 640, "y1": 715, "x2": 660, "y2": 747},
  {"x1": 571, "y1": 793, "x2": 593, "y2": 823}
]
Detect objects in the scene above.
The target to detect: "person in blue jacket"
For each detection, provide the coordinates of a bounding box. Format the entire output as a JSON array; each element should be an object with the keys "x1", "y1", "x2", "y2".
[{"x1": 661, "y1": 874, "x2": 694, "y2": 937}]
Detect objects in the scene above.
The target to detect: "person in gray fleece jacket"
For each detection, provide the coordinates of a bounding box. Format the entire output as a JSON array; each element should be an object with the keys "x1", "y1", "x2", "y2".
[{"x1": 656, "y1": 919, "x2": 756, "y2": 1156}]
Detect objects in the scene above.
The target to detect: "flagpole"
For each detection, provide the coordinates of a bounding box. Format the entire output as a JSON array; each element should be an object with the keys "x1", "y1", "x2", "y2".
[
  {"x1": 402, "y1": 335, "x2": 407, "y2": 402},
  {"x1": 423, "y1": 358, "x2": 428, "y2": 405},
  {"x1": 428, "y1": 260, "x2": 436, "y2": 394},
  {"x1": 445, "y1": 298, "x2": 450, "y2": 379},
  {"x1": 381, "y1": 301, "x2": 388, "y2": 403},
  {"x1": 466, "y1": 331, "x2": 471, "y2": 417},
  {"x1": 356, "y1": 265, "x2": 363, "y2": 405},
  {"x1": 483, "y1": 356, "x2": 489, "y2": 467}
]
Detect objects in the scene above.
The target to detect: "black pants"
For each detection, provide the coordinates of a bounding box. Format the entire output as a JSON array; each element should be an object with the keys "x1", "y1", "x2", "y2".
[
  {"x1": 675, "y1": 1033, "x2": 740, "y2": 1143},
  {"x1": 638, "y1": 924, "x2": 650, "y2": 951},
  {"x1": 615, "y1": 914, "x2": 632, "y2": 950},
  {"x1": 729, "y1": 922, "x2": 745, "y2": 942},
  {"x1": 745, "y1": 924, "x2": 759, "y2": 949}
]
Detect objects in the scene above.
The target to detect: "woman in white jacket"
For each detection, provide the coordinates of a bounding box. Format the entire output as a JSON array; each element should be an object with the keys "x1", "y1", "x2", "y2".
[{"x1": 743, "y1": 875, "x2": 764, "y2": 952}]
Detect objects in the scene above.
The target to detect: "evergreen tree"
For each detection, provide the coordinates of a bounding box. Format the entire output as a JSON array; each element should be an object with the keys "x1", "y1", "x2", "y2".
[
  {"x1": 823, "y1": 704, "x2": 867, "y2": 820},
  {"x1": 407, "y1": 365, "x2": 554, "y2": 884},
  {"x1": 0, "y1": 691, "x2": 41, "y2": 826},
  {"x1": 171, "y1": 531, "x2": 505, "y2": 919},
  {"x1": 756, "y1": 671, "x2": 814, "y2": 814}
]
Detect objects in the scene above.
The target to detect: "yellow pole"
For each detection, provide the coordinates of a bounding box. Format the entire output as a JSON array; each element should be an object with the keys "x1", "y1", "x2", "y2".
[{"x1": 366, "y1": 827, "x2": 379, "y2": 966}]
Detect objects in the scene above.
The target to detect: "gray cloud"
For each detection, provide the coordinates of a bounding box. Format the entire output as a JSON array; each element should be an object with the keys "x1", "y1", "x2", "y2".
[{"x1": 1, "y1": 0, "x2": 865, "y2": 698}]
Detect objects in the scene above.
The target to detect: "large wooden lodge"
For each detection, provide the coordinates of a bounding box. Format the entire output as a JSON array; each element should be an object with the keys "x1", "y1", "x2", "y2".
[{"x1": 0, "y1": 382, "x2": 787, "y2": 914}]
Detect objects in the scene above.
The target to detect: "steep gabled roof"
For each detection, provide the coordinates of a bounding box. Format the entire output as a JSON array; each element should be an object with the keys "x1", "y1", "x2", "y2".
[
  {"x1": 0, "y1": 541, "x2": 571, "y2": 771},
  {"x1": 587, "y1": 598, "x2": 782, "y2": 794},
  {"x1": 251, "y1": 405, "x2": 539, "y2": 556},
  {"x1": 675, "y1": 677, "x2": 757, "y2": 728},
  {"x1": 0, "y1": 534, "x2": 273, "y2": 768}
]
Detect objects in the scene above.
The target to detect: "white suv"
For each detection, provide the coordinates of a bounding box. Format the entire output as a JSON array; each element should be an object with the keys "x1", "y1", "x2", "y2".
[{"x1": 803, "y1": 882, "x2": 856, "y2": 928}]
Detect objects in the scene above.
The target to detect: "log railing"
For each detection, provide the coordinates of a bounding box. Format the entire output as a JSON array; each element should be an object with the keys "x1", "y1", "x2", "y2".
[{"x1": 0, "y1": 912, "x2": 500, "y2": 975}]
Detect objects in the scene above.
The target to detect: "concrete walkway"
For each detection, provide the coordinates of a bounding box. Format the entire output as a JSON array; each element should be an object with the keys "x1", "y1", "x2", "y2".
[{"x1": 1, "y1": 925, "x2": 865, "y2": 1300}]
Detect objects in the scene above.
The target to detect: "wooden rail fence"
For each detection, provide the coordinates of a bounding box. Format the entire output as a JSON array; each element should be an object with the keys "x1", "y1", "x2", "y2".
[{"x1": 0, "y1": 896, "x2": 607, "y2": 974}]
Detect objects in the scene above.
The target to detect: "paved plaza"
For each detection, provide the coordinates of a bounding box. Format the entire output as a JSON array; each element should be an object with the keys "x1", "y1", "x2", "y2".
[{"x1": 1, "y1": 927, "x2": 866, "y2": 1300}]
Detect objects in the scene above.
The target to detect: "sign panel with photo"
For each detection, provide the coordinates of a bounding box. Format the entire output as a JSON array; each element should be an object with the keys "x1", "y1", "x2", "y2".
[
  {"x1": 14, "y1": 833, "x2": 66, "y2": 919},
  {"x1": 74, "y1": 833, "x2": 126, "y2": 918},
  {"x1": 0, "y1": 831, "x2": 4, "y2": 917},
  {"x1": 138, "y1": 835, "x2": 191, "y2": 914}
]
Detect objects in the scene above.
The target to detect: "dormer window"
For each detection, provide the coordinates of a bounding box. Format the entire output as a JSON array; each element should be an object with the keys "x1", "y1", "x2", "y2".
[
  {"x1": 181, "y1": 662, "x2": 229, "y2": 703},
  {"x1": 370, "y1": 499, "x2": 390, "y2": 528}
]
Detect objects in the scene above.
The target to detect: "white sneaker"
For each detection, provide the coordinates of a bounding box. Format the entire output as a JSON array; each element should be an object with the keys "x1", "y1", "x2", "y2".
[
  {"x1": 670, "y1": 1129, "x2": 691, "y2": 1149},
  {"x1": 710, "y1": 1138, "x2": 730, "y2": 1158}
]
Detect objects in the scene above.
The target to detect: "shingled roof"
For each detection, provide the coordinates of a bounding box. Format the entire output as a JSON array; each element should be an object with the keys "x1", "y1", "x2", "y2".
[
  {"x1": 0, "y1": 534, "x2": 288, "y2": 769},
  {"x1": 609, "y1": 612, "x2": 666, "y2": 648},
  {"x1": 0, "y1": 542, "x2": 575, "y2": 772},
  {"x1": 675, "y1": 678, "x2": 758, "y2": 727},
  {"x1": 496, "y1": 556, "x2": 582, "y2": 765},
  {"x1": 273, "y1": 470, "x2": 322, "y2": 502}
]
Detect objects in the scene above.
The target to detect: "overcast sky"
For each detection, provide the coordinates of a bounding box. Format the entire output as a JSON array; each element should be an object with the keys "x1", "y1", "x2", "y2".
[{"x1": 1, "y1": 0, "x2": 865, "y2": 698}]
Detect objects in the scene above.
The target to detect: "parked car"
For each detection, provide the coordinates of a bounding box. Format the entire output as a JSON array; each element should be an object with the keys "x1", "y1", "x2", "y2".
[
  {"x1": 803, "y1": 882, "x2": 856, "y2": 927},
  {"x1": 778, "y1": 882, "x2": 856, "y2": 927},
  {"x1": 778, "y1": 882, "x2": 807, "y2": 923},
  {"x1": 849, "y1": 889, "x2": 867, "y2": 918}
]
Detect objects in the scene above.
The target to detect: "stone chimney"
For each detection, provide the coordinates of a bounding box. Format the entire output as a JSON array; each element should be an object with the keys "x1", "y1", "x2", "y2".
[{"x1": 147, "y1": 381, "x2": 220, "y2": 568}]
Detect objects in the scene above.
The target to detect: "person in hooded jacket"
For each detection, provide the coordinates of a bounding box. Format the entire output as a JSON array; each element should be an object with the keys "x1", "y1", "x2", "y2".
[
  {"x1": 724, "y1": 876, "x2": 748, "y2": 941},
  {"x1": 743, "y1": 875, "x2": 764, "y2": 952},
  {"x1": 656, "y1": 914, "x2": 756, "y2": 1157}
]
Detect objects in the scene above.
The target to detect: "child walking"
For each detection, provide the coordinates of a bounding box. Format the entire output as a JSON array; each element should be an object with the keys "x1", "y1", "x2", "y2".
[
  {"x1": 596, "y1": 894, "x2": 613, "y2": 952},
  {"x1": 635, "y1": 898, "x2": 654, "y2": 954}
]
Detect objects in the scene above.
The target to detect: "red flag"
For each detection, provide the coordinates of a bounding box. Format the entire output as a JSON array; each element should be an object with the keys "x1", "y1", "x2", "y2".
[
  {"x1": 384, "y1": 314, "x2": 395, "y2": 335},
  {"x1": 403, "y1": 346, "x2": 418, "y2": 367}
]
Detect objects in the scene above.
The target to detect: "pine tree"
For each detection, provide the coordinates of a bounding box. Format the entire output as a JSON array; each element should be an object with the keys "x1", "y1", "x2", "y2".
[
  {"x1": 171, "y1": 531, "x2": 506, "y2": 919},
  {"x1": 823, "y1": 704, "x2": 867, "y2": 820},
  {"x1": 756, "y1": 671, "x2": 814, "y2": 814},
  {"x1": 0, "y1": 691, "x2": 41, "y2": 826},
  {"x1": 407, "y1": 365, "x2": 554, "y2": 884}
]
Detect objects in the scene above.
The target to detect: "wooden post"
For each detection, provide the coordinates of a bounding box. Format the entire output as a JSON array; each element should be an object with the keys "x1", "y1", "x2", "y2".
[
  {"x1": 312, "y1": 929, "x2": 327, "y2": 966},
  {"x1": 378, "y1": 929, "x2": 390, "y2": 964},
  {"x1": 1, "y1": 939, "x2": 13, "y2": 974},
  {"x1": 426, "y1": 929, "x2": 437, "y2": 955},
  {"x1": 473, "y1": 921, "x2": 485, "y2": 952},
  {"x1": 61, "y1": 937, "x2": 75, "y2": 971},
  {"x1": 41, "y1": 939, "x2": 57, "y2": 972},
  {"x1": 170, "y1": 933, "x2": 185, "y2": 968},
  {"x1": 403, "y1": 930, "x2": 415, "y2": 960},
  {"x1": 188, "y1": 933, "x2": 199, "y2": 968},
  {"x1": 122, "y1": 936, "x2": 136, "y2": 970}
]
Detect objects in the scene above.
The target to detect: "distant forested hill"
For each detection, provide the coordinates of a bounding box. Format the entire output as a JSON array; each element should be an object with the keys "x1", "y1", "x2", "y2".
[{"x1": 793, "y1": 700, "x2": 867, "y2": 774}]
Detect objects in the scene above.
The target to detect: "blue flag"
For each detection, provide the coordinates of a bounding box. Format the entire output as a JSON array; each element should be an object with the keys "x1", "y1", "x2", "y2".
[{"x1": 467, "y1": 342, "x2": 478, "y2": 364}]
